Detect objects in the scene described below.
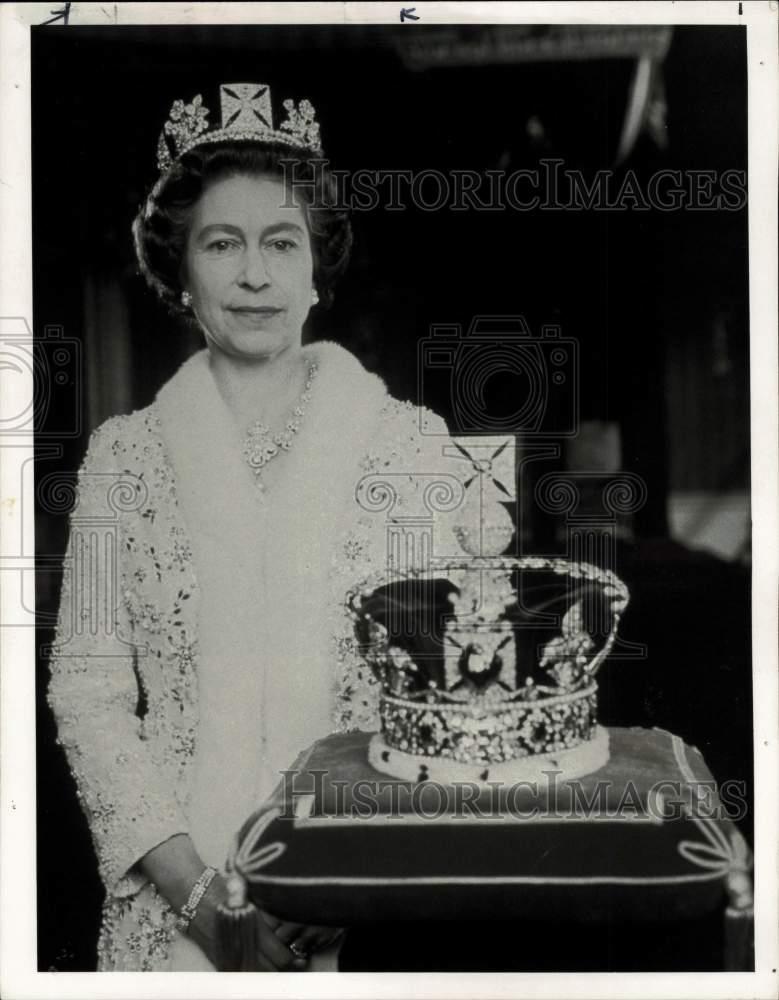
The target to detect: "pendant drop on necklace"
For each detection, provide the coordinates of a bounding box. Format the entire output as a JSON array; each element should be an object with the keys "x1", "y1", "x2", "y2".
[{"x1": 242, "y1": 362, "x2": 317, "y2": 493}]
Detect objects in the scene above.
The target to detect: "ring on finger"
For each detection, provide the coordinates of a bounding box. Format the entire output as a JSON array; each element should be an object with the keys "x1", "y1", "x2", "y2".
[{"x1": 290, "y1": 941, "x2": 309, "y2": 960}]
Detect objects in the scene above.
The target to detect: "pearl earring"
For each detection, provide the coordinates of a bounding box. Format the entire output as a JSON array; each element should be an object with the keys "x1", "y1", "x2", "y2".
[
  {"x1": 181, "y1": 291, "x2": 192, "y2": 308},
  {"x1": 311, "y1": 288, "x2": 319, "y2": 306}
]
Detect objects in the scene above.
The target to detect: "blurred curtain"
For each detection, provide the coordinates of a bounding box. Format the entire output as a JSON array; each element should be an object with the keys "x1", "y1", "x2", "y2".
[{"x1": 83, "y1": 272, "x2": 135, "y2": 430}]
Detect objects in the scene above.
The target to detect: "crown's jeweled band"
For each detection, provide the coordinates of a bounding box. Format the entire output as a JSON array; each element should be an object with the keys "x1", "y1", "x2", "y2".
[
  {"x1": 379, "y1": 683, "x2": 599, "y2": 766},
  {"x1": 368, "y1": 725, "x2": 610, "y2": 785}
]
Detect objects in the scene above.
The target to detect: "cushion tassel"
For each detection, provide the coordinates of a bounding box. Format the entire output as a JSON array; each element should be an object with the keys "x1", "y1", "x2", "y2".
[
  {"x1": 215, "y1": 867, "x2": 262, "y2": 971},
  {"x1": 723, "y1": 869, "x2": 754, "y2": 971}
]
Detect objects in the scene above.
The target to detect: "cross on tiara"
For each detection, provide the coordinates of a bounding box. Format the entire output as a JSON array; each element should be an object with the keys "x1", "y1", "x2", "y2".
[{"x1": 220, "y1": 84, "x2": 273, "y2": 131}]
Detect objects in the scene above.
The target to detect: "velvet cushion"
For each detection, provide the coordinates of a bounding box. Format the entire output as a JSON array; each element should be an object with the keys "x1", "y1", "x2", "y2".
[{"x1": 235, "y1": 726, "x2": 748, "y2": 927}]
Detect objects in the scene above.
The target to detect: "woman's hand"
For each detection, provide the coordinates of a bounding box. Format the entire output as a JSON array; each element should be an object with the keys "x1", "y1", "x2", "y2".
[
  {"x1": 139, "y1": 835, "x2": 342, "y2": 970},
  {"x1": 260, "y1": 910, "x2": 345, "y2": 967},
  {"x1": 191, "y1": 890, "x2": 341, "y2": 971},
  {"x1": 190, "y1": 887, "x2": 311, "y2": 971}
]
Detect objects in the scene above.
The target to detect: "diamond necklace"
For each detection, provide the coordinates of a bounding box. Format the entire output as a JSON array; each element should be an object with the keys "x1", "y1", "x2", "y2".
[{"x1": 242, "y1": 361, "x2": 318, "y2": 493}]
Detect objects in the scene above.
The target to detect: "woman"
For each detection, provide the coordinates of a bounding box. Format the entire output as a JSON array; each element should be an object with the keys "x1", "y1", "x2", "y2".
[{"x1": 47, "y1": 82, "x2": 506, "y2": 972}]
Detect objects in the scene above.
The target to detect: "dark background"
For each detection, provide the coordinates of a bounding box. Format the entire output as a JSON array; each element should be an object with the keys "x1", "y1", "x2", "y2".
[{"x1": 33, "y1": 24, "x2": 751, "y2": 971}]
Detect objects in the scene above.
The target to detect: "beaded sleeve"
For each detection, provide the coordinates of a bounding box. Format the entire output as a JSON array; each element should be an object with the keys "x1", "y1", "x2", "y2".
[{"x1": 47, "y1": 419, "x2": 190, "y2": 899}]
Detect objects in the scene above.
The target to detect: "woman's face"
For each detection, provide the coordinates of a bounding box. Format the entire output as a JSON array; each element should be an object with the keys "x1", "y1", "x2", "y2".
[{"x1": 184, "y1": 173, "x2": 313, "y2": 362}]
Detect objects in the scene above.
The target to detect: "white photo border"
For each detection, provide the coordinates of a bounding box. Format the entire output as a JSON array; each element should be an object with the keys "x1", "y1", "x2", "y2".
[{"x1": 1, "y1": 3, "x2": 776, "y2": 998}]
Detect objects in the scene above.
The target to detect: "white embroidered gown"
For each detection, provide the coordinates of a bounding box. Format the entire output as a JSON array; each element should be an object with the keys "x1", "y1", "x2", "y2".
[{"x1": 48, "y1": 341, "x2": 502, "y2": 971}]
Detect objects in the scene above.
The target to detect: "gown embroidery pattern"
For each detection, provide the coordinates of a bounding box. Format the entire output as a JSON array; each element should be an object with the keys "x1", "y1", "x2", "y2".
[{"x1": 48, "y1": 351, "x2": 482, "y2": 969}]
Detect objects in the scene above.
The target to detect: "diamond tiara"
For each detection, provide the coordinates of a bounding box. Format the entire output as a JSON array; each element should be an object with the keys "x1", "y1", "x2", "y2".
[{"x1": 156, "y1": 82, "x2": 323, "y2": 174}]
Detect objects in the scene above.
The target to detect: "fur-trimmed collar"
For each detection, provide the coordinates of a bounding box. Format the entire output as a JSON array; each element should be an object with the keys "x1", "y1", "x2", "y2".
[
  {"x1": 154, "y1": 340, "x2": 390, "y2": 552},
  {"x1": 152, "y1": 340, "x2": 391, "y2": 864}
]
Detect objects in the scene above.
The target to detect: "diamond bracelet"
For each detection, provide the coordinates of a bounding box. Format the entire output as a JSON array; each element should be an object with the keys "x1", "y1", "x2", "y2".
[{"x1": 178, "y1": 865, "x2": 219, "y2": 932}]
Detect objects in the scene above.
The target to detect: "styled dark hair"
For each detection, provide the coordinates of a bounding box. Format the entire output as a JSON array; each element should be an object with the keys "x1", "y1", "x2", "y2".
[{"x1": 132, "y1": 142, "x2": 352, "y2": 314}]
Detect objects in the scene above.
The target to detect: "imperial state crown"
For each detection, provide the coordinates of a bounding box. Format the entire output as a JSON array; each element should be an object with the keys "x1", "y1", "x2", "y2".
[{"x1": 347, "y1": 556, "x2": 630, "y2": 783}]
